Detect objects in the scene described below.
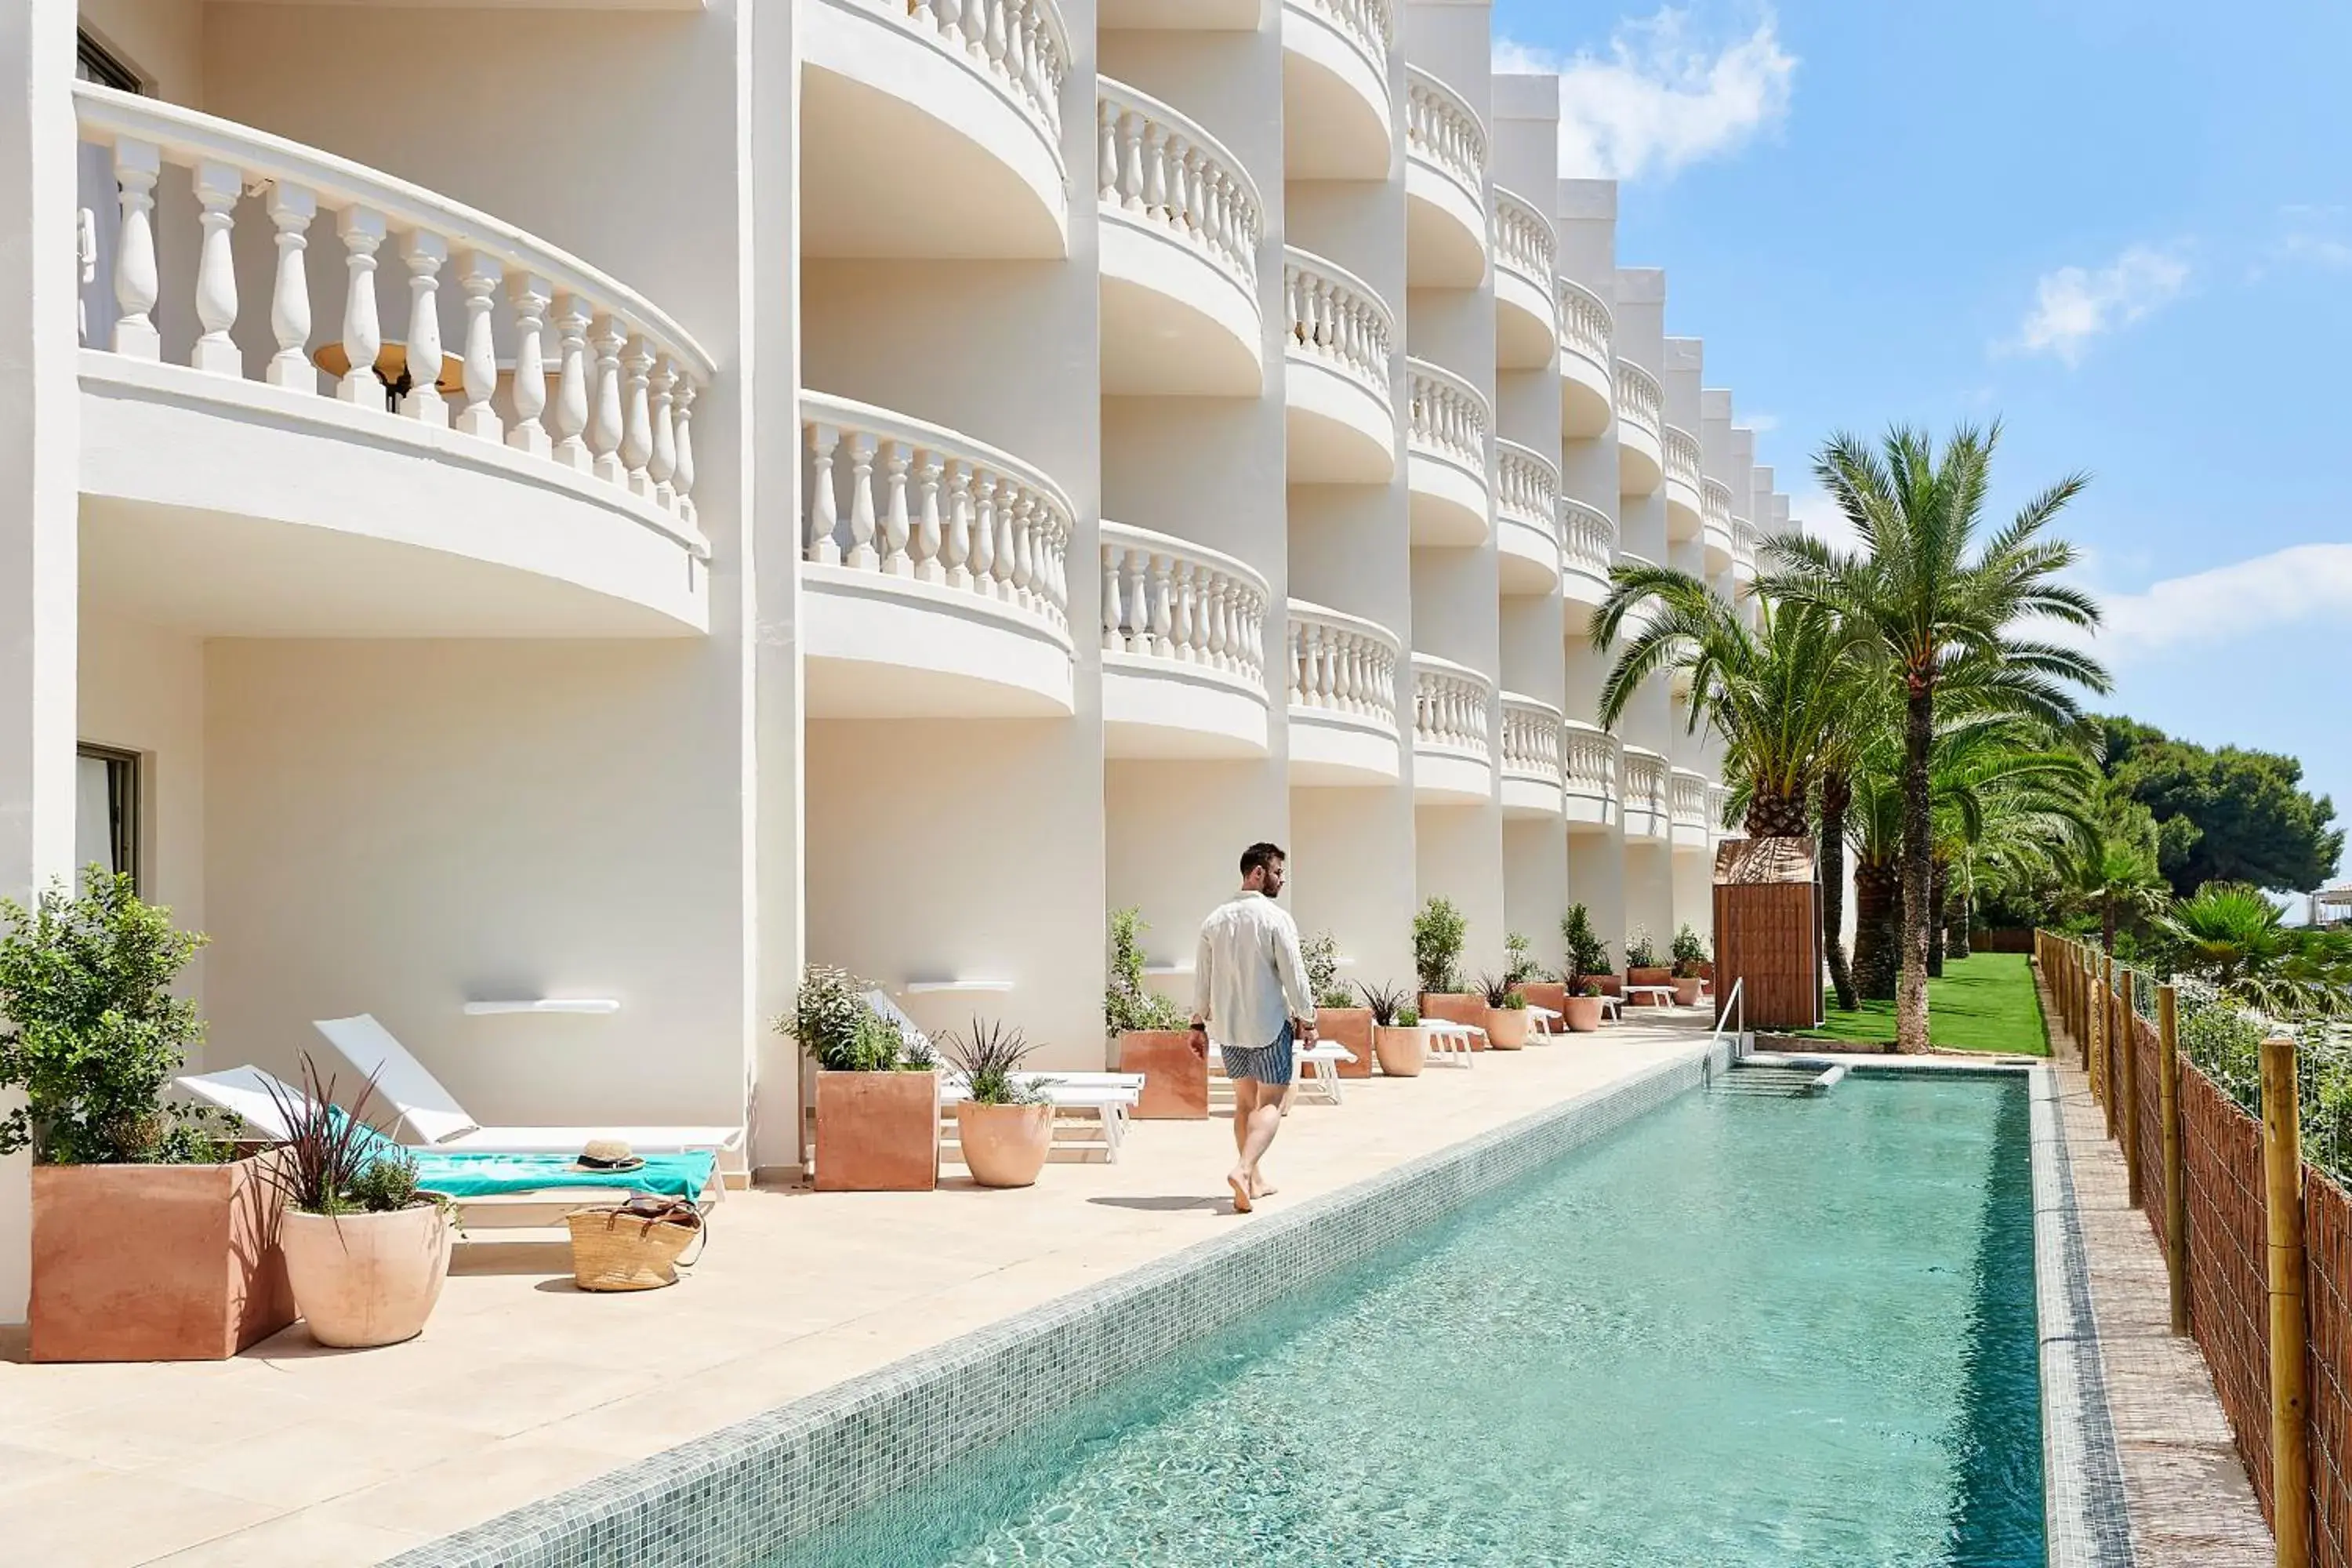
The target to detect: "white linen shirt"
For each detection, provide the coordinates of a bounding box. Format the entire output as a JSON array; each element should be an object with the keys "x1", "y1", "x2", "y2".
[{"x1": 1192, "y1": 891, "x2": 1316, "y2": 1051}]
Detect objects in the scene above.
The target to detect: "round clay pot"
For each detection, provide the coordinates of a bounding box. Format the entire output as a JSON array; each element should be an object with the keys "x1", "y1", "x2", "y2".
[
  {"x1": 1373, "y1": 1025, "x2": 1428, "y2": 1077},
  {"x1": 1672, "y1": 978, "x2": 1704, "y2": 1007},
  {"x1": 281, "y1": 1204, "x2": 452, "y2": 1349},
  {"x1": 1485, "y1": 1007, "x2": 1531, "y2": 1049},
  {"x1": 955, "y1": 1101, "x2": 1053, "y2": 1189},
  {"x1": 1562, "y1": 994, "x2": 1604, "y2": 1033}
]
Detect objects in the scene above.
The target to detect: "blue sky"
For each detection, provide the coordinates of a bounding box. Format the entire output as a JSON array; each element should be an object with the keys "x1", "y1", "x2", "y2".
[{"x1": 1492, "y1": 1, "x2": 2352, "y2": 884}]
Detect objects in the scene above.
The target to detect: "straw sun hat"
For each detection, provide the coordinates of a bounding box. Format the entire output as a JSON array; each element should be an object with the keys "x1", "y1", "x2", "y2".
[{"x1": 573, "y1": 1138, "x2": 646, "y2": 1173}]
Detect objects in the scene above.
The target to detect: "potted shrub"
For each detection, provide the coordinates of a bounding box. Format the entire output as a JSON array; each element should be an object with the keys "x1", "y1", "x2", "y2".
[
  {"x1": 261, "y1": 1058, "x2": 454, "y2": 1348},
  {"x1": 780, "y1": 964, "x2": 939, "y2": 1191},
  {"x1": 1412, "y1": 897, "x2": 1483, "y2": 1044},
  {"x1": 1670, "y1": 924, "x2": 1708, "y2": 1007},
  {"x1": 1479, "y1": 972, "x2": 1531, "y2": 1049},
  {"x1": 1559, "y1": 905, "x2": 1612, "y2": 1033},
  {"x1": 941, "y1": 1019, "x2": 1051, "y2": 1189},
  {"x1": 1625, "y1": 925, "x2": 1671, "y2": 1004},
  {"x1": 4, "y1": 870, "x2": 295, "y2": 1363},
  {"x1": 1359, "y1": 983, "x2": 1427, "y2": 1077},
  {"x1": 1302, "y1": 930, "x2": 1373, "y2": 1080},
  {"x1": 1106, "y1": 908, "x2": 1205, "y2": 1119},
  {"x1": 1509, "y1": 930, "x2": 1565, "y2": 1022}
]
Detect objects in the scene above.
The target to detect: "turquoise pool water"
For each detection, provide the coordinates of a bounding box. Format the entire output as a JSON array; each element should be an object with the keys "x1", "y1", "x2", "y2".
[{"x1": 774, "y1": 1073, "x2": 2043, "y2": 1567}]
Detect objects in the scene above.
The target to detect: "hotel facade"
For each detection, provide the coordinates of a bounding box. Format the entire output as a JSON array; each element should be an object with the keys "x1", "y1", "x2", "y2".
[{"x1": 0, "y1": 0, "x2": 1786, "y2": 1320}]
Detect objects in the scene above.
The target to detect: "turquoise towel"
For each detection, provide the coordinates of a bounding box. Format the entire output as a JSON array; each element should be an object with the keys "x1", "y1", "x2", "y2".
[{"x1": 410, "y1": 1149, "x2": 717, "y2": 1200}]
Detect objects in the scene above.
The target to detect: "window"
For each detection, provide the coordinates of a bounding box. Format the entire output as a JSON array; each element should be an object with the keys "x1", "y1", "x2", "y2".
[
  {"x1": 75, "y1": 746, "x2": 140, "y2": 894},
  {"x1": 75, "y1": 31, "x2": 143, "y2": 92}
]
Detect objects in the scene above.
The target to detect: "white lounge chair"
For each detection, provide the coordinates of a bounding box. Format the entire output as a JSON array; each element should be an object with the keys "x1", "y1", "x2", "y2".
[
  {"x1": 1207, "y1": 1040, "x2": 1356, "y2": 1105},
  {"x1": 1526, "y1": 1004, "x2": 1564, "y2": 1038},
  {"x1": 313, "y1": 1014, "x2": 744, "y2": 1160},
  {"x1": 1421, "y1": 1021, "x2": 1481, "y2": 1067},
  {"x1": 867, "y1": 992, "x2": 1145, "y2": 1160}
]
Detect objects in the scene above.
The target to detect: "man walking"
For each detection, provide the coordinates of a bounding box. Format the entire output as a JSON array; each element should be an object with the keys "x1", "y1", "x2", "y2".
[{"x1": 1191, "y1": 842, "x2": 1316, "y2": 1213}]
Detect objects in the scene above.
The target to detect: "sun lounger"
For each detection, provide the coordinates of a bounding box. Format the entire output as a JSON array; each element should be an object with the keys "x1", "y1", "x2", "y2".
[
  {"x1": 1526, "y1": 1004, "x2": 1563, "y2": 1037},
  {"x1": 313, "y1": 1014, "x2": 743, "y2": 1161},
  {"x1": 937, "y1": 1069, "x2": 1144, "y2": 1161},
  {"x1": 1421, "y1": 1022, "x2": 1481, "y2": 1067},
  {"x1": 1623, "y1": 984, "x2": 1678, "y2": 1009}
]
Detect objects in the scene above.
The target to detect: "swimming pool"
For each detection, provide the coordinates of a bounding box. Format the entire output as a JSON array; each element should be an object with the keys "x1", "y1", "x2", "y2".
[{"x1": 771, "y1": 1071, "x2": 2044, "y2": 1567}]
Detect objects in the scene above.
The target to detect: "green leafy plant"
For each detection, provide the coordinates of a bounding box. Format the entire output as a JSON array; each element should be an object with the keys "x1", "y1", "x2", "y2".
[
  {"x1": 939, "y1": 1018, "x2": 1044, "y2": 1105},
  {"x1": 1301, "y1": 931, "x2": 1356, "y2": 1009},
  {"x1": 1411, "y1": 898, "x2": 1468, "y2": 994},
  {"x1": 1624, "y1": 925, "x2": 1659, "y2": 970},
  {"x1": 1105, "y1": 907, "x2": 1187, "y2": 1034},
  {"x1": 0, "y1": 869, "x2": 225, "y2": 1165},
  {"x1": 1357, "y1": 981, "x2": 1413, "y2": 1026},
  {"x1": 1504, "y1": 931, "x2": 1549, "y2": 987},
  {"x1": 347, "y1": 1150, "x2": 426, "y2": 1213},
  {"x1": 1572, "y1": 978, "x2": 1604, "y2": 998},
  {"x1": 1397, "y1": 1004, "x2": 1420, "y2": 1027},
  {"x1": 1671, "y1": 924, "x2": 1707, "y2": 978},
  {"x1": 1559, "y1": 904, "x2": 1611, "y2": 988},
  {"x1": 778, "y1": 964, "x2": 902, "y2": 1072},
  {"x1": 1477, "y1": 971, "x2": 1526, "y2": 1009}
]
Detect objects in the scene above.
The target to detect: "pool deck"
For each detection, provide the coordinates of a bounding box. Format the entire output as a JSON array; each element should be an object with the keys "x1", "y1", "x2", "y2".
[{"x1": 0, "y1": 1017, "x2": 1712, "y2": 1566}]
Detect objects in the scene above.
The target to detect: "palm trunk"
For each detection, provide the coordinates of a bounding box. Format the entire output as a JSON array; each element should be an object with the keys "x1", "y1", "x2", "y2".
[
  {"x1": 1852, "y1": 858, "x2": 1900, "y2": 1000},
  {"x1": 2101, "y1": 898, "x2": 2116, "y2": 957},
  {"x1": 1926, "y1": 859, "x2": 1947, "y2": 978},
  {"x1": 1819, "y1": 771, "x2": 1857, "y2": 1011},
  {"x1": 1896, "y1": 683, "x2": 1934, "y2": 1053}
]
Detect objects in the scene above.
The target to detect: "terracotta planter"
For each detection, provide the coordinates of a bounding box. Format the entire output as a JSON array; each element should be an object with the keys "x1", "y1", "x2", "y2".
[
  {"x1": 1419, "y1": 992, "x2": 1486, "y2": 1047},
  {"x1": 280, "y1": 1203, "x2": 453, "y2": 1349},
  {"x1": 1697, "y1": 961, "x2": 1715, "y2": 983},
  {"x1": 1521, "y1": 982, "x2": 1566, "y2": 1020},
  {"x1": 815, "y1": 1069, "x2": 941, "y2": 1191},
  {"x1": 954, "y1": 1101, "x2": 1053, "y2": 1189},
  {"x1": 1595, "y1": 975, "x2": 1624, "y2": 997},
  {"x1": 30, "y1": 1154, "x2": 295, "y2": 1363},
  {"x1": 1561, "y1": 994, "x2": 1605, "y2": 1033},
  {"x1": 1672, "y1": 978, "x2": 1704, "y2": 1007},
  {"x1": 1627, "y1": 967, "x2": 1672, "y2": 1004},
  {"x1": 1373, "y1": 1025, "x2": 1428, "y2": 1077},
  {"x1": 1484, "y1": 1007, "x2": 1531, "y2": 1049},
  {"x1": 1315, "y1": 1007, "x2": 1375, "y2": 1079},
  {"x1": 1117, "y1": 1029, "x2": 1208, "y2": 1120}
]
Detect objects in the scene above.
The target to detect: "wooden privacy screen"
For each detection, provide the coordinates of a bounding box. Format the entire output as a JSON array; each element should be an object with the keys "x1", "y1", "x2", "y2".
[{"x1": 1711, "y1": 837, "x2": 1821, "y2": 1029}]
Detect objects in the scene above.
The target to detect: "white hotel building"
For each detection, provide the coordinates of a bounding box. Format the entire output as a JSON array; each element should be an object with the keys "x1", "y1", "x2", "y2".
[{"x1": 0, "y1": 0, "x2": 1786, "y2": 1320}]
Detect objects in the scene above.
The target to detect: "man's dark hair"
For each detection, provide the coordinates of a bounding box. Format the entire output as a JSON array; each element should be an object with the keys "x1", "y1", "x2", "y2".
[{"x1": 1240, "y1": 842, "x2": 1287, "y2": 878}]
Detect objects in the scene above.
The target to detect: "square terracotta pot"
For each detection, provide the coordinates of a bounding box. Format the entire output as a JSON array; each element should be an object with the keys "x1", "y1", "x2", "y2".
[
  {"x1": 814, "y1": 1070, "x2": 940, "y2": 1192},
  {"x1": 1118, "y1": 1029, "x2": 1209, "y2": 1119},
  {"x1": 1627, "y1": 967, "x2": 1673, "y2": 1004},
  {"x1": 31, "y1": 1153, "x2": 295, "y2": 1363},
  {"x1": 1315, "y1": 1007, "x2": 1374, "y2": 1079},
  {"x1": 1419, "y1": 992, "x2": 1487, "y2": 1048},
  {"x1": 1595, "y1": 975, "x2": 1624, "y2": 997}
]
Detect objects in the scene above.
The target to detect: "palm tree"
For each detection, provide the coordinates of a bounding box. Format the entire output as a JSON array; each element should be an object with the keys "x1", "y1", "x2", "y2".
[
  {"x1": 2069, "y1": 788, "x2": 2170, "y2": 957},
  {"x1": 2158, "y1": 884, "x2": 2350, "y2": 1017},
  {"x1": 1816, "y1": 674, "x2": 1894, "y2": 1010},
  {"x1": 1762, "y1": 424, "x2": 2108, "y2": 1053}
]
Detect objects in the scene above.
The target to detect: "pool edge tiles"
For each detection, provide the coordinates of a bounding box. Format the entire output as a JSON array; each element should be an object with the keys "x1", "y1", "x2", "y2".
[{"x1": 381, "y1": 1039, "x2": 1733, "y2": 1568}]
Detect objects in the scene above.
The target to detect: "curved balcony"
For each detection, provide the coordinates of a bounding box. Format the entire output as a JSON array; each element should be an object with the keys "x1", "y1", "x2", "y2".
[
  {"x1": 1558, "y1": 278, "x2": 1613, "y2": 439},
  {"x1": 1410, "y1": 654, "x2": 1495, "y2": 804},
  {"x1": 1701, "y1": 477, "x2": 1736, "y2": 574},
  {"x1": 1098, "y1": 80, "x2": 1264, "y2": 396},
  {"x1": 1662, "y1": 425, "x2": 1703, "y2": 540},
  {"x1": 804, "y1": 0, "x2": 1070, "y2": 260},
  {"x1": 1708, "y1": 782, "x2": 1734, "y2": 843},
  {"x1": 1287, "y1": 600, "x2": 1403, "y2": 786},
  {"x1": 1103, "y1": 0, "x2": 1258, "y2": 22},
  {"x1": 1494, "y1": 441, "x2": 1560, "y2": 595},
  {"x1": 1614, "y1": 359, "x2": 1663, "y2": 496},
  {"x1": 1406, "y1": 359, "x2": 1490, "y2": 546},
  {"x1": 1404, "y1": 68, "x2": 1487, "y2": 288},
  {"x1": 801, "y1": 393, "x2": 1074, "y2": 717},
  {"x1": 1621, "y1": 746, "x2": 1669, "y2": 840},
  {"x1": 1283, "y1": 0, "x2": 1394, "y2": 180},
  {"x1": 1671, "y1": 767, "x2": 1713, "y2": 852},
  {"x1": 1562, "y1": 720, "x2": 1620, "y2": 830},
  {"x1": 1491, "y1": 188, "x2": 1558, "y2": 370},
  {"x1": 1101, "y1": 524, "x2": 1271, "y2": 757},
  {"x1": 1559, "y1": 497, "x2": 1616, "y2": 631},
  {"x1": 74, "y1": 86, "x2": 713, "y2": 640},
  {"x1": 1283, "y1": 249, "x2": 1395, "y2": 484},
  {"x1": 1499, "y1": 694, "x2": 1564, "y2": 819},
  {"x1": 1732, "y1": 514, "x2": 1760, "y2": 593}
]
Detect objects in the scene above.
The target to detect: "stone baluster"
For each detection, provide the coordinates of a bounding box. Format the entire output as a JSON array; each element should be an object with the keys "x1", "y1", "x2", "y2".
[
  {"x1": 648, "y1": 358, "x2": 677, "y2": 505},
  {"x1": 671, "y1": 382, "x2": 698, "y2": 524},
  {"x1": 967, "y1": 474, "x2": 997, "y2": 591},
  {"x1": 110, "y1": 139, "x2": 162, "y2": 360},
  {"x1": 1117, "y1": 111, "x2": 1145, "y2": 212},
  {"x1": 805, "y1": 423, "x2": 841, "y2": 564},
  {"x1": 263, "y1": 183, "x2": 317, "y2": 390},
  {"x1": 844, "y1": 433, "x2": 877, "y2": 569},
  {"x1": 506, "y1": 274, "x2": 552, "y2": 457},
  {"x1": 1102, "y1": 549, "x2": 1124, "y2": 651},
  {"x1": 1141, "y1": 122, "x2": 1168, "y2": 220},
  {"x1": 880, "y1": 440, "x2": 913, "y2": 575},
  {"x1": 398, "y1": 230, "x2": 448, "y2": 423},
  {"x1": 456, "y1": 252, "x2": 502, "y2": 439},
  {"x1": 622, "y1": 339, "x2": 655, "y2": 493},
  {"x1": 552, "y1": 295, "x2": 592, "y2": 470},
  {"x1": 941, "y1": 463, "x2": 973, "y2": 589},
  {"x1": 589, "y1": 314, "x2": 626, "y2": 482},
  {"x1": 1009, "y1": 494, "x2": 1035, "y2": 609},
  {"x1": 913, "y1": 453, "x2": 944, "y2": 583},
  {"x1": 336, "y1": 208, "x2": 387, "y2": 405},
  {"x1": 1097, "y1": 97, "x2": 1119, "y2": 205},
  {"x1": 990, "y1": 483, "x2": 1016, "y2": 599},
  {"x1": 190, "y1": 161, "x2": 242, "y2": 376}
]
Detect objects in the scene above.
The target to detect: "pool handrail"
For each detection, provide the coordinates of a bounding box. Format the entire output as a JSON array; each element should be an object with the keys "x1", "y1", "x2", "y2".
[{"x1": 1711, "y1": 976, "x2": 1748, "y2": 1061}]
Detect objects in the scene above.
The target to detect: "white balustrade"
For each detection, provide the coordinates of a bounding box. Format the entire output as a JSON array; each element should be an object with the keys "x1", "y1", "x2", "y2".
[
  {"x1": 1622, "y1": 747, "x2": 1667, "y2": 819},
  {"x1": 1283, "y1": 249, "x2": 1392, "y2": 401},
  {"x1": 1706, "y1": 782, "x2": 1731, "y2": 834},
  {"x1": 1703, "y1": 477, "x2": 1733, "y2": 543},
  {"x1": 1664, "y1": 426, "x2": 1703, "y2": 495},
  {"x1": 1406, "y1": 358, "x2": 1487, "y2": 470},
  {"x1": 1410, "y1": 654, "x2": 1492, "y2": 760},
  {"x1": 1498, "y1": 694, "x2": 1563, "y2": 783},
  {"x1": 1563, "y1": 720, "x2": 1620, "y2": 804},
  {"x1": 802, "y1": 391, "x2": 1073, "y2": 641},
  {"x1": 892, "y1": 0, "x2": 1069, "y2": 164},
  {"x1": 1286, "y1": 0, "x2": 1394, "y2": 77},
  {"x1": 1098, "y1": 78, "x2": 1261, "y2": 296},
  {"x1": 1732, "y1": 515, "x2": 1760, "y2": 572},
  {"x1": 1287, "y1": 601, "x2": 1401, "y2": 731},
  {"x1": 1558, "y1": 276, "x2": 1612, "y2": 370},
  {"x1": 1560, "y1": 497, "x2": 1615, "y2": 581},
  {"x1": 1495, "y1": 441, "x2": 1559, "y2": 541},
  {"x1": 1490, "y1": 187, "x2": 1556, "y2": 291},
  {"x1": 74, "y1": 84, "x2": 713, "y2": 540},
  {"x1": 1671, "y1": 768, "x2": 1709, "y2": 829},
  {"x1": 1404, "y1": 67, "x2": 1486, "y2": 207},
  {"x1": 1614, "y1": 358, "x2": 1662, "y2": 440},
  {"x1": 1099, "y1": 521, "x2": 1269, "y2": 688}
]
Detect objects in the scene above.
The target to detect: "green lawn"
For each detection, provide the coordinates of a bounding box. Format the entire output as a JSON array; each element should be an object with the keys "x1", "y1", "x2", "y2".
[{"x1": 1791, "y1": 951, "x2": 2051, "y2": 1055}]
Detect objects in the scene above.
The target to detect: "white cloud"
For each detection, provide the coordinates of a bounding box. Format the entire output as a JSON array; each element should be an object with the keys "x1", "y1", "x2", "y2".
[
  {"x1": 2005, "y1": 245, "x2": 2190, "y2": 366},
  {"x1": 2078, "y1": 543, "x2": 2352, "y2": 663},
  {"x1": 1740, "y1": 412, "x2": 1780, "y2": 434},
  {"x1": 1784, "y1": 481, "x2": 1856, "y2": 553},
  {"x1": 1494, "y1": 9, "x2": 1797, "y2": 183}
]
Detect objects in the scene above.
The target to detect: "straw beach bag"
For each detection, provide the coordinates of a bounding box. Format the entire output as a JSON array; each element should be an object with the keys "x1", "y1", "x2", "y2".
[{"x1": 566, "y1": 1194, "x2": 706, "y2": 1292}]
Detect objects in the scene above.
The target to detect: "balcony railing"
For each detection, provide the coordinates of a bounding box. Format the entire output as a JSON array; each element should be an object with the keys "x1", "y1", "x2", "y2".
[
  {"x1": 1664, "y1": 426, "x2": 1703, "y2": 495},
  {"x1": 1733, "y1": 515, "x2": 1760, "y2": 575},
  {"x1": 1614, "y1": 358, "x2": 1661, "y2": 441},
  {"x1": 1287, "y1": 600, "x2": 1400, "y2": 731},
  {"x1": 1097, "y1": 78, "x2": 1261, "y2": 298},
  {"x1": 883, "y1": 0, "x2": 1069, "y2": 170},
  {"x1": 1100, "y1": 522, "x2": 1269, "y2": 688},
  {"x1": 75, "y1": 83, "x2": 713, "y2": 546},
  {"x1": 1703, "y1": 477, "x2": 1733, "y2": 541},
  {"x1": 1288, "y1": 0, "x2": 1394, "y2": 78},
  {"x1": 1707, "y1": 782, "x2": 1732, "y2": 836},
  {"x1": 1490, "y1": 187, "x2": 1556, "y2": 292},
  {"x1": 1563, "y1": 720, "x2": 1620, "y2": 804},
  {"x1": 1410, "y1": 654, "x2": 1493, "y2": 763},
  {"x1": 1283, "y1": 248, "x2": 1392, "y2": 403},
  {"x1": 1499, "y1": 694, "x2": 1563, "y2": 785},
  {"x1": 1622, "y1": 746, "x2": 1667, "y2": 820},
  {"x1": 1495, "y1": 441, "x2": 1559, "y2": 545},
  {"x1": 1561, "y1": 497, "x2": 1614, "y2": 583},
  {"x1": 802, "y1": 391, "x2": 1073, "y2": 641},
  {"x1": 1406, "y1": 359, "x2": 1488, "y2": 471},
  {"x1": 1671, "y1": 768, "x2": 1710, "y2": 831},
  {"x1": 1404, "y1": 67, "x2": 1486, "y2": 211},
  {"x1": 1558, "y1": 277, "x2": 1612, "y2": 370}
]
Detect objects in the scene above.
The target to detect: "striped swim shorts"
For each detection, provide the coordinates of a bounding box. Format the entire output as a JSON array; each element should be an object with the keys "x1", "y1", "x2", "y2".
[{"x1": 1221, "y1": 1023, "x2": 1294, "y2": 1087}]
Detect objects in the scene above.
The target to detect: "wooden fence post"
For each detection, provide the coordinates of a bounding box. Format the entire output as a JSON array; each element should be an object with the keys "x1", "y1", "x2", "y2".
[
  {"x1": 2119, "y1": 967, "x2": 2141, "y2": 1204},
  {"x1": 2088, "y1": 956, "x2": 2105, "y2": 1106},
  {"x1": 2159, "y1": 984, "x2": 2187, "y2": 1336},
  {"x1": 2260, "y1": 1035, "x2": 2310, "y2": 1568}
]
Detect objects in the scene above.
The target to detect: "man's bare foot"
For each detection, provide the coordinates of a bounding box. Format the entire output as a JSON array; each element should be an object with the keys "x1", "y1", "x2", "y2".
[
  {"x1": 1226, "y1": 1172, "x2": 1254, "y2": 1213},
  {"x1": 1250, "y1": 1174, "x2": 1278, "y2": 1199}
]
